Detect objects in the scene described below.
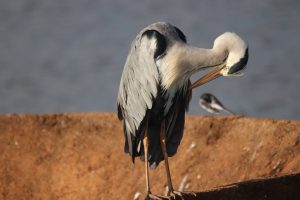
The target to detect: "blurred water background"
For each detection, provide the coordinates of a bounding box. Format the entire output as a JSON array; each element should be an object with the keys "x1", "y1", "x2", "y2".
[{"x1": 1, "y1": 0, "x2": 300, "y2": 119}]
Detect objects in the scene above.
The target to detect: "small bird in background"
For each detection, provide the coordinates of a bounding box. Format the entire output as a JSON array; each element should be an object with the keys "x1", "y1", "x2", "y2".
[{"x1": 199, "y1": 93, "x2": 235, "y2": 115}]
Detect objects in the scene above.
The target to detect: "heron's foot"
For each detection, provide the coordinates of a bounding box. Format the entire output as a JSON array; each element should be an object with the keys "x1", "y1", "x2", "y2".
[
  {"x1": 168, "y1": 190, "x2": 183, "y2": 200},
  {"x1": 145, "y1": 193, "x2": 166, "y2": 200},
  {"x1": 180, "y1": 191, "x2": 197, "y2": 197},
  {"x1": 145, "y1": 191, "x2": 196, "y2": 200},
  {"x1": 167, "y1": 190, "x2": 197, "y2": 200}
]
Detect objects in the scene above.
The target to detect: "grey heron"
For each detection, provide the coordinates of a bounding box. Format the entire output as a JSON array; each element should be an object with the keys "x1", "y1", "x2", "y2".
[
  {"x1": 199, "y1": 93, "x2": 235, "y2": 115},
  {"x1": 117, "y1": 22, "x2": 248, "y2": 199}
]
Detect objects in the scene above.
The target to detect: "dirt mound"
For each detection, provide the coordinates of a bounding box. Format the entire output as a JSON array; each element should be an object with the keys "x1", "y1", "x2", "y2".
[{"x1": 1, "y1": 113, "x2": 300, "y2": 199}]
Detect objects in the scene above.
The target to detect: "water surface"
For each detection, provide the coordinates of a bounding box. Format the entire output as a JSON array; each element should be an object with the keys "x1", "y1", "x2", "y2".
[{"x1": 1, "y1": 0, "x2": 300, "y2": 119}]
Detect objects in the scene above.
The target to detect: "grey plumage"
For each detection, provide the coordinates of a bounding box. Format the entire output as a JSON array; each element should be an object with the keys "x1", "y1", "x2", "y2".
[
  {"x1": 117, "y1": 22, "x2": 191, "y2": 168},
  {"x1": 117, "y1": 22, "x2": 248, "y2": 168}
]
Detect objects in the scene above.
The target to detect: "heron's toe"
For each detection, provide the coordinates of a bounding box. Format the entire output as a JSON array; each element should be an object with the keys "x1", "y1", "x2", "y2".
[
  {"x1": 169, "y1": 191, "x2": 183, "y2": 200},
  {"x1": 145, "y1": 193, "x2": 165, "y2": 200}
]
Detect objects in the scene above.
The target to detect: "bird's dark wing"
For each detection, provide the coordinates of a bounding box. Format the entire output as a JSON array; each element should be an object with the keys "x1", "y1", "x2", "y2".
[
  {"x1": 147, "y1": 81, "x2": 192, "y2": 168},
  {"x1": 165, "y1": 81, "x2": 192, "y2": 156},
  {"x1": 117, "y1": 30, "x2": 166, "y2": 160}
]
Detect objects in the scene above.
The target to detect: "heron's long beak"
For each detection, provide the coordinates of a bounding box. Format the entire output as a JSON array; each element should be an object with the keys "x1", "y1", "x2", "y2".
[{"x1": 190, "y1": 64, "x2": 226, "y2": 90}]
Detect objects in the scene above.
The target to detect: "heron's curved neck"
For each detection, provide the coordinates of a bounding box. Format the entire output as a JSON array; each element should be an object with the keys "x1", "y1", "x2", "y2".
[
  {"x1": 159, "y1": 43, "x2": 227, "y2": 89},
  {"x1": 183, "y1": 45, "x2": 227, "y2": 74}
]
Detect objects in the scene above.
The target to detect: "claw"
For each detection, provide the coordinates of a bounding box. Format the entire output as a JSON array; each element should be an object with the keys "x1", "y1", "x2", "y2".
[
  {"x1": 186, "y1": 191, "x2": 197, "y2": 197},
  {"x1": 169, "y1": 190, "x2": 197, "y2": 200},
  {"x1": 145, "y1": 193, "x2": 166, "y2": 200},
  {"x1": 164, "y1": 190, "x2": 183, "y2": 200},
  {"x1": 145, "y1": 190, "x2": 197, "y2": 200}
]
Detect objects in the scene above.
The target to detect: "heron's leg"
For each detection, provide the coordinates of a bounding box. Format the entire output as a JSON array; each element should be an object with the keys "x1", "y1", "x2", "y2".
[
  {"x1": 160, "y1": 120, "x2": 197, "y2": 199},
  {"x1": 143, "y1": 129, "x2": 166, "y2": 200},
  {"x1": 160, "y1": 119, "x2": 174, "y2": 194},
  {"x1": 143, "y1": 128, "x2": 151, "y2": 194}
]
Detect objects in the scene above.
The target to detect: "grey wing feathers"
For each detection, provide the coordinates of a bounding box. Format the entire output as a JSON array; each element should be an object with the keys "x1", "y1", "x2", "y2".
[{"x1": 117, "y1": 33, "x2": 159, "y2": 157}]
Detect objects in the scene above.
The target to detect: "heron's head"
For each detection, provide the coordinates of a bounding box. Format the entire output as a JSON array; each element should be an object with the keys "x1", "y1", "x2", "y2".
[
  {"x1": 190, "y1": 32, "x2": 248, "y2": 89},
  {"x1": 216, "y1": 32, "x2": 249, "y2": 76}
]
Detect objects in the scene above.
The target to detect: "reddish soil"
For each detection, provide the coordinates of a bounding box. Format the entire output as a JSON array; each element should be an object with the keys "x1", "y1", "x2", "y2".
[{"x1": 0, "y1": 113, "x2": 300, "y2": 200}]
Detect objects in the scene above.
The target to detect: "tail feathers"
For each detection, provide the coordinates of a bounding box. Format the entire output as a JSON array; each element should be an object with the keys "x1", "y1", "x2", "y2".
[
  {"x1": 134, "y1": 121, "x2": 164, "y2": 169},
  {"x1": 147, "y1": 123, "x2": 164, "y2": 169},
  {"x1": 123, "y1": 120, "x2": 145, "y2": 163},
  {"x1": 166, "y1": 105, "x2": 185, "y2": 157},
  {"x1": 123, "y1": 123, "x2": 130, "y2": 153},
  {"x1": 123, "y1": 104, "x2": 186, "y2": 168}
]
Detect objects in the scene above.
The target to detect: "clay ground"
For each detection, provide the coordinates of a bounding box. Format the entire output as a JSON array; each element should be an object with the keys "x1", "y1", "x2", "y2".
[{"x1": 0, "y1": 113, "x2": 300, "y2": 200}]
